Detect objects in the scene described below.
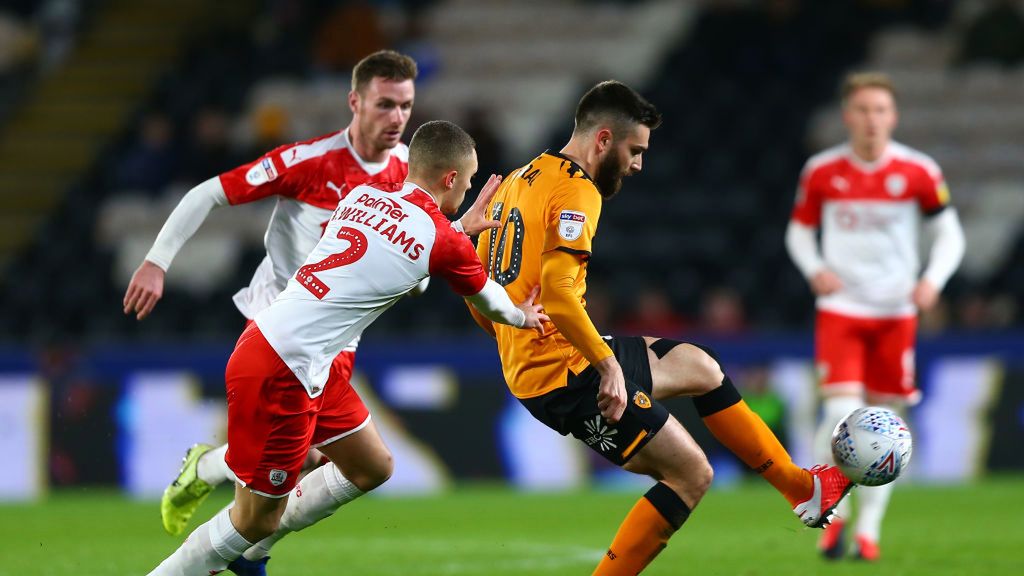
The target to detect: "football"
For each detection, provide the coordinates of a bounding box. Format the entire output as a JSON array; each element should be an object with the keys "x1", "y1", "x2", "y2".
[{"x1": 831, "y1": 407, "x2": 913, "y2": 487}]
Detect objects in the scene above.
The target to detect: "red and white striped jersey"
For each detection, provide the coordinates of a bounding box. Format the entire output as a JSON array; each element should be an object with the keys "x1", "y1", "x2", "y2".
[
  {"x1": 254, "y1": 182, "x2": 488, "y2": 396},
  {"x1": 219, "y1": 128, "x2": 409, "y2": 353},
  {"x1": 791, "y1": 141, "x2": 951, "y2": 318}
]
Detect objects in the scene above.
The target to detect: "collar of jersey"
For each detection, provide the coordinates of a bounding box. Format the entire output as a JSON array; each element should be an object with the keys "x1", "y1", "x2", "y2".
[
  {"x1": 343, "y1": 127, "x2": 393, "y2": 175},
  {"x1": 543, "y1": 150, "x2": 593, "y2": 181},
  {"x1": 400, "y1": 181, "x2": 437, "y2": 207},
  {"x1": 843, "y1": 143, "x2": 894, "y2": 174}
]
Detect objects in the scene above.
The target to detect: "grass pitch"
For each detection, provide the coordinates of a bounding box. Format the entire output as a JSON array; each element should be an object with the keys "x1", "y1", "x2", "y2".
[{"x1": 1, "y1": 477, "x2": 1020, "y2": 575}]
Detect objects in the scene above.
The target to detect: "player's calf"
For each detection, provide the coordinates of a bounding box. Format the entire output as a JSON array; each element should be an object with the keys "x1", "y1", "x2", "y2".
[{"x1": 230, "y1": 491, "x2": 288, "y2": 543}]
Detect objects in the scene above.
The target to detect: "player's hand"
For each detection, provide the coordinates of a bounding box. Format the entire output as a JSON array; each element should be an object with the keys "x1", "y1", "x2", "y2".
[
  {"x1": 456, "y1": 174, "x2": 503, "y2": 236},
  {"x1": 912, "y1": 279, "x2": 939, "y2": 310},
  {"x1": 594, "y1": 356, "x2": 627, "y2": 424},
  {"x1": 810, "y1": 270, "x2": 843, "y2": 296},
  {"x1": 516, "y1": 286, "x2": 550, "y2": 334},
  {"x1": 123, "y1": 260, "x2": 166, "y2": 320}
]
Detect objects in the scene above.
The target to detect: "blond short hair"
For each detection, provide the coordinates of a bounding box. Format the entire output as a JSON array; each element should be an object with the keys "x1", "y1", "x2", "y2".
[{"x1": 841, "y1": 72, "x2": 897, "y2": 105}]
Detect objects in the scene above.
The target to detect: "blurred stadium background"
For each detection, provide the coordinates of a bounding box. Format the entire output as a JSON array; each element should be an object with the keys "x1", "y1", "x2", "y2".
[{"x1": 0, "y1": 0, "x2": 1022, "y2": 572}]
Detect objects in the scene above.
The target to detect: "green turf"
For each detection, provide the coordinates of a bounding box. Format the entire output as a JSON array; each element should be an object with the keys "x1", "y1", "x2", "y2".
[{"x1": 0, "y1": 477, "x2": 1020, "y2": 575}]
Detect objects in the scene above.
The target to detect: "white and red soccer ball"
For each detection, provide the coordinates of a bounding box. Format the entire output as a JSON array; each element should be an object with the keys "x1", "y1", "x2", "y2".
[{"x1": 831, "y1": 407, "x2": 913, "y2": 487}]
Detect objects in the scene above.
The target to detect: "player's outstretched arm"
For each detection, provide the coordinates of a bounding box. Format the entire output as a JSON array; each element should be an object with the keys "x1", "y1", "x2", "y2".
[
  {"x1": 539, "y1": 249, "x2": 626, "y2": 422},
  {"x1": 453, "y1": 174, "x2": 503, "y2": 236},
  {"x1": 465, "y1": 300, "x2": 497, "y2": 338},
  {"x1": 465, "y1": 282, "x2": 548, "y2": 332},
  {"x1": 123, "y1": 177, "x2": 229, "y2": 320}
]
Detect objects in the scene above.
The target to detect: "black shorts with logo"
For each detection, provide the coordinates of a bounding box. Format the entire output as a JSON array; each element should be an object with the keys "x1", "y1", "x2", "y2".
[{"x1": 518, "y1": 336, "x2": 671, "y2": 466}]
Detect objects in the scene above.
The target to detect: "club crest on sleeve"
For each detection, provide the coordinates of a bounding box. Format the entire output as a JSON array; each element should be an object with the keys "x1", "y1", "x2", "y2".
[
  {"x1": 269, "y1": 469, "x2": 288, "y2": 487},
  {"x1": 558, "y1": 210, "x2": 586, "y2": 241},
  {"x1": 246, "y1": 157, "x2": 279, "y2": 186}
]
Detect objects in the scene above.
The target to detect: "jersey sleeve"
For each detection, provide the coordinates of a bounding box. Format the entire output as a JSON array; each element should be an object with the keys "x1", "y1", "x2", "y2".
[
  {"x1": 429, "y1": 226, "x2": 489, "y2": 296},
  {"x1": 791, "y1": 161, "x2": 823, "y2": 226},
  {"x1": 543, "y1": 180, "x2": 602, "y2": 257},
  {"x1": 218, "y1": 142, "x2": 317, "y2": 205},
  {"x1": 916, "y1": 162, "x2": 951, "y2": 216}
]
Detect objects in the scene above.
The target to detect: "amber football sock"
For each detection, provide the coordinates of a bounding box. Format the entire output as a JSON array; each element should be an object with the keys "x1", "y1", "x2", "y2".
[
  {"x1": 695, "y1": 377, "x2": 813, "y2": 506},
  {"x1": 593, "y1": 482, "x2": 691, "y2": 576}
]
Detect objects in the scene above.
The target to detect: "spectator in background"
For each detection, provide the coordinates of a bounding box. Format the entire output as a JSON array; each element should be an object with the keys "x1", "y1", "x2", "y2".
[
  {"x1": 956, "y1": 0, "x2": 1024, "y2": 68},
  {"x1": 462, "y1": 106, "x2": 505, "y2": 194},
  {"x1": 179, "y1": 107, "x2": 241, "y2": 183},
  {"x1": 246, "y1": 103, "x2": 290, "y2": 159},
  {"x1": 0, "y1": 12, "x2": 37, "y2": 75},
  {"x1": 313, "y1": 1, "x2": 386, "y2": 74},
  {"x1": 396, "y1": 6, "x2": 441, "y2": 84},
  {"x1": 616, "y1": 285, "x2": 690, "y2": 337},
  {"x1": 36, "y1": 0, "x2": 79, "y2": 71},
  {"x1": 699, "y1": 286, "x2": 747, "y2": 335},
  {"x1": 736, "y1": 365, "x2": 786, "y2": 447},
  {"x1": 113, "y1": 112, "x2": 177, "y2": 193}
]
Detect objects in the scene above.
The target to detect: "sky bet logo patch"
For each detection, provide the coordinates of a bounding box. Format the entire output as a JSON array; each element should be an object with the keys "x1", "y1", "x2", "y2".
[
  {"x1": 245, "y1": 157, "x2": 279, "y2": 186},
  {"x1": 558, "y1": 210, "x2": 586, "y2": 241}
]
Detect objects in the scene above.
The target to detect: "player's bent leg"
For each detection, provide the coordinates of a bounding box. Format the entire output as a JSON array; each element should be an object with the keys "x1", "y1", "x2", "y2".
[
  {"x1": 644, "y1": 337, "x2": 852, "y2": 527},
  {"x1": 622, "y1": 416, "x2": 712, "y2": 507},
  {"x1": 148, "y1": 483, "x2": 281, "y2": 575},
  {"x1": 161, "y1": 443, "x2": 216, "y2": 536},
  {"x1": 594, "y1": 418, "x2": 703, "y2": 576},
  {"x1": 317, "y1": 419, "x2": 393, "y2": 491},
  {"x1": 229, "y1": 482, "x2": 289, "y2": 543},
  {"x1": 302, "y1": 448, "x2": 329, "y2": 473},
  {"x1": 643, "y1": 338, "x2": 723, "y2": 400},
  {"x1": 240, "y1": 420, "x2": 391, "y2": 563}
]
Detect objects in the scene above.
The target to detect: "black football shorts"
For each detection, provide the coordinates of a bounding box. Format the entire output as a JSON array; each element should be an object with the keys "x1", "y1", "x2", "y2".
[{"x1": 518, "y1": 336, "x2": 671, "y2": 466}]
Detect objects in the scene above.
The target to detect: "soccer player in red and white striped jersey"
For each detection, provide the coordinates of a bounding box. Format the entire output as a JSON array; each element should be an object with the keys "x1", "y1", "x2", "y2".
[
  {"x1": 786, "y1": 72, "x2": 965, "y2": 561},
  {"x1": 122, "y1": 51, "x2": 419, "y2": 544},
  {"x1": 146, "y1": 120, "x2": 547, "y2": 576}
]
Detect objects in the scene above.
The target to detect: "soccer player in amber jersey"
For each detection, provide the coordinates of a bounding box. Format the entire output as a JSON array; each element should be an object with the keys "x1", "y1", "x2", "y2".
[
  {"x1": 121, "y1": 51, "x2": 421, "y2": 545},
  {"x1": 786, "y1": 72, "x2": 965, "y2": 561},
  {"x1": 146, "y1": 120, "x2": 548, "y2": 576},
  {"x1": 470, "y1": 80, "x2": 854, "y2": 576}
]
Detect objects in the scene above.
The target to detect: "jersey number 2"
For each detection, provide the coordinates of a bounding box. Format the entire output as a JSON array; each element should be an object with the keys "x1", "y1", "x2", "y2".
[
  {"x1": 487, "y1": 207, "x2": 524, "y2": 286},
  {"x1": 295, "y1": 226, "x2": 368, "y2": 299}
]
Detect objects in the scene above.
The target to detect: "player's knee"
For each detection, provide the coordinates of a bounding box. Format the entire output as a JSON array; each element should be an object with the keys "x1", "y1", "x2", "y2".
[
  {"x1": 686, "y1": 345, "x2": 724, "y2": 393},
  {"x1": 694, "y1": 461, "x2": 714, "y2": 496},
  {"x1": 663, "y1": 460, "x2": 713, "y2": 507},
  {"x1": 349, "y1": 451, "x2": 393, "y2": 492}
]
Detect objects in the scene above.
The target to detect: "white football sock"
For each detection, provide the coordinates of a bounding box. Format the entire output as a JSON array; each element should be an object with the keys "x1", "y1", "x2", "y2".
[
  {"x1": 855, "y1": 477, "x2": 894, "y2": 542},
  {"x1": 197, "y1": 444, "x2": 235, "y2": 485},
  {"x1": 242, "y1": 464, "x2": 363, "y2": 561},
  {"x1": 148, "y1": 507, "x2": 252, "y2": 575},
  {"x1": 814, "y1": 395, "x2": 864, "y2": 520}
]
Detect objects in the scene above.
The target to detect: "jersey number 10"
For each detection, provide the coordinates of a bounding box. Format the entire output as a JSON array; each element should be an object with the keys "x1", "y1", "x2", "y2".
[{"x1": 486, "y1": 207, "x2": 524, "y2": 286}]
